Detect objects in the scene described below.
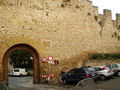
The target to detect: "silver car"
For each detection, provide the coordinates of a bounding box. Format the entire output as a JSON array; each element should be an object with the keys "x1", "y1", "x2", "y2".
[
  {"x1": 95, "y1": 66, "x2": 114, "y2": 80},
  {"x1": 107, "y1": 63, "x2": 120, "y2": 76}
]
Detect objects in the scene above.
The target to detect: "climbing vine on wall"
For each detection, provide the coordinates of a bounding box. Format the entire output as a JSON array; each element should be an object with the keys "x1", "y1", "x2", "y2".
[
  {"x1": 111, "y1": 25, "x2": 120, "y2": 41},
  {"x1": 63, "y1": 0, "x2": 71, "y2": 2},
  {"x1": 75, "y1": 5, "x2": 80, "y2": 8},
  {"x1": 98, "y1": 21, "x2": 104, "y2": 36},
  {"x1": 94, "y1": 16, "x2": 98, "y2": 21},
  {"x1": 117, "y1": 25, "x2": 120, "y2": 30},
  {"x1": 61, "y1": 0, "x2": 71, "y2": 8},
  {"x1": 90, "y1": 53, "x2": 120, "y2": 60},
  {"x1": 87, "y1": 12, "x2": 91, "y2": 16}
]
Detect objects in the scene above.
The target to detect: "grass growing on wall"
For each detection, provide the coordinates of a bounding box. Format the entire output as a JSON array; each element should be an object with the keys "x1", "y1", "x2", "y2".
[
  {"x1": 94, "y1": 16, "x2": 98, "y2": 21},
  {"x1": 89, "y1": 53, "x2": 120, "y2": 60}
]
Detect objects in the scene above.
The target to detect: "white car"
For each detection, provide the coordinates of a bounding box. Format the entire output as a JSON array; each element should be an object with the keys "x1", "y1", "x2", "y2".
[
  {"x1": 107, "y1": 63, "x2": 120, "y2": 76},
  {"x1": 12, "y1": 68, "x2": 28, "y2": 76},
  {"x1": 95, "y1": 66, "x2": 114, "y2": 80}
]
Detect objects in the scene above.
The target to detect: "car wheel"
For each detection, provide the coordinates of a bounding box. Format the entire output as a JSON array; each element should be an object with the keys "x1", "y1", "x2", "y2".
[
  {"x1": 20, "y1": 74, "x2": 23, "y2": 77},
  {"x1": 63, "y1": 80, "x2": 68, "y2": 84},
  {"x1": 117, "y1": 72, "x2": 120, "y2": 76},
  {"x1": 100, "y1": 75, "x2": 106, "y2": 81},
  {"x1": 109, "y1": 76, "x2": 113, "y2": 79}
]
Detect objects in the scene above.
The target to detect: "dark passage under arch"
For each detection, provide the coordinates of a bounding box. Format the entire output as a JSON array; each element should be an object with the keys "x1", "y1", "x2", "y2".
[{"x1": 2, "y1": 44, "x2": 40, "y2": 84}]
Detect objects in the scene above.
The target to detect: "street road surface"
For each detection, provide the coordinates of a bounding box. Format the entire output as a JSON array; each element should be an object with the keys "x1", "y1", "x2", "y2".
[{"x1": 9, "y1": 76, "x2": 120, "y2": 90}]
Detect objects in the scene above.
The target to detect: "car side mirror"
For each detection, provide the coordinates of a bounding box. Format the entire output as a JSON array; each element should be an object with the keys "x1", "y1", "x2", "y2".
[{"x1": 68, "y1": 73, "x2": 71, "y2": 76}]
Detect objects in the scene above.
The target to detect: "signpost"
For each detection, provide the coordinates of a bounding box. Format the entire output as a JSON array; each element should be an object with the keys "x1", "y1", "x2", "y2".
[{"x1": 41, "y1": 56, "x2": 60, "y2": 83}]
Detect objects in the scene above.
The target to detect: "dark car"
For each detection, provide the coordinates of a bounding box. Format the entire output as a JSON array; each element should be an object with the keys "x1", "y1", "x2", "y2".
[
  {"x1": 61, "y1": 66, "x2": 98, "y2": 84},
  {"x1": 0, "y1": 81, "x2": 9, "y2": 90}
]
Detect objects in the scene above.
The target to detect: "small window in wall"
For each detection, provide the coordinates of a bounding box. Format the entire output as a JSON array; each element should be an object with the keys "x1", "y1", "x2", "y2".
[{"x1": 43, "y1": 40, "x2": 51, "y2": 48}]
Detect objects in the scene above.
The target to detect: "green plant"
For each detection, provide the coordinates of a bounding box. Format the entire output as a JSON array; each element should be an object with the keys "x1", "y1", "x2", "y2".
[
  {"x1": 98, "y1": 21, "x2": 104, "y2": 36},
  {"x1": 87, "y1": 12, "x2": 91, "y2": 16},
  {"x1": 113, "y1": 31, "x2": 117, "y2": 38},
  {"x1": 112, "y1": 35, "x2": 114, "y2": 38},
  {"x1": 117, "y1": 25, "x2": 120, "y2": 30},
  {"x1": 94, "y1": 16, "x2": 98, "y2": 21},
  {"x1": 46, "y1": 12, "x2": 49, "y2": 16},
  {"x1": 10, "y1": 49, "x2": 33, "y2": 68},
  {"x1": 118, "y1": 36, "x2": 120, "y2": 40},
  {"x1": 63, "y1": 0, "x2": 70, "y2": 2},
  {"x1": 61, "y1": 4, "x2": 65, "y2": 8},
  {"x1": 75, "y1": 5, "x2": 79, "y2": 8},
  {"x1": 90, "y1": 53, "x2": 120, "y2": 60},
  {"x1": 98, "y1": 21, "x2": 103, "y2": 27}
]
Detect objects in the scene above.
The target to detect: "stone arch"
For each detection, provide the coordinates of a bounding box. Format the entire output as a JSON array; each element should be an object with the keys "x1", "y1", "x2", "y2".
[
  {"x1": 2, "y1": 43, "x2": 41, "y2": 84},
  {"x1": 0, "y1": 36, "x2": 44, "y2": 84}
]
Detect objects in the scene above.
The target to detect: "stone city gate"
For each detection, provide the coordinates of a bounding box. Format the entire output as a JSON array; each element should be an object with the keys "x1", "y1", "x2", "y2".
[
  {"x1": 1, "y1": 0, "x2": 120, "y2": 84},
  {"x1": 2, "y1": 44, "x2": 40, "y2": 84}
]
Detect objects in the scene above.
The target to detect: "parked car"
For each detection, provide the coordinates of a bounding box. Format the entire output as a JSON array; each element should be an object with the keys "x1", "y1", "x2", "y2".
[
  {"x1": 8, "y1": 69, "x2": 13, "y2": 76},
  {"x1": 0, "y1": 80, "x2": 9, "y2": 90},
  {"x1": 94, "y1": 66, "x2": 114, "y2": 80},
  {"x1": 12, "y1": 68, "x2": 28, "y2": 76},
  {"x1": 61, "y1": 66, "x2": 98, "y2": 84},
  {"x1": 107, "y1": 63, "x2": 120, "y2": 76}
]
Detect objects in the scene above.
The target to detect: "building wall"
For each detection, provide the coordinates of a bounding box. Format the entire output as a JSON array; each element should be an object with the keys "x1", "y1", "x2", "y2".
[{"x1": 0, "y1": 0, "x2": 120, "y2": 83}]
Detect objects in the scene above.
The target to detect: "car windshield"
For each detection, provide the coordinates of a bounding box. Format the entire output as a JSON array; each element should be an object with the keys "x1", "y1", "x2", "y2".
[
  {"x1": 14, "y1": 70, "x2": 19, "y2": 72},
  {"x1": 105, "y1": 67, "x2": 110, "y2": 70}
]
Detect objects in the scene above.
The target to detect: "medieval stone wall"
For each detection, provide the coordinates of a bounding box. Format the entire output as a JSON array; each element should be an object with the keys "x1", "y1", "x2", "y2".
[{"x1": 0, "y1": 0, "x2": 120, "y2": 83}]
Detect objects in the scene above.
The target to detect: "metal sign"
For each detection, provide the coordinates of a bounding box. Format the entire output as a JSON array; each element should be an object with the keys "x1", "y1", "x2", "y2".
[
  {"x1": 48, "y1": 56, "x2": 53, "y2": 61},
  {"x1": 42, "y1": 57, "x2": 46, "y2": 62}
]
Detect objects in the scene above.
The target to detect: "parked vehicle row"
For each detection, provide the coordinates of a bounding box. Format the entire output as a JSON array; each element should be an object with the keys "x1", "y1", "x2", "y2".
[
  {"x1": 60, "y1": 63, "x2": 120, "y2": 84},
  {"x1": 60, "y1": 66, "x2": 98, "y2": 84}
]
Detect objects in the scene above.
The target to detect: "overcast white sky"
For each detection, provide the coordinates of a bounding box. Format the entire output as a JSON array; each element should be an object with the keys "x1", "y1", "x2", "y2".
[{"x1": 90, "y1": 0, "x2": 120, "y2": 20}]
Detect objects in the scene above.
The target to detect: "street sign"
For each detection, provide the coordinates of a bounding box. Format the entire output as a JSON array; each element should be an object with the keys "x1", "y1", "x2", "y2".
[
  {"x1": 54, "y1": 60, "x2": 59, "y2": 65},
  {"x1": 48, "y1": 56, "x2": 53, "y2": 61},
  {"x1": 42, "y1": 57, "x2": 46, "y2": 62}
]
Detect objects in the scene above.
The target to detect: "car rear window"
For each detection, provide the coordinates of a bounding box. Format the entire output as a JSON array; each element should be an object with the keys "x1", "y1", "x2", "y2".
[
  {"x1": 95, "y1": 66, "x2": 110, "y2": 71},
  {"x1": 87, "y1": 67, "x2": 96, "y2": 72}
]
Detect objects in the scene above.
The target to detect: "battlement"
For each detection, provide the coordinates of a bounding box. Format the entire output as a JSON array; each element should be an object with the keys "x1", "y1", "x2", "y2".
[
  {"x1": 116, "y1": 14, "x2": 120, "y2": 22},
  {"x1": 104, "y1": 9, "x2": 112, "y2": 17},
  {"x1": 93, "y1": 6, "x2": 98, "y2": 14},
  {"x1": 0, "y1": 0, "x2": 120, "y2": 26},
  {"x1": 103, "y1": 9, "x2": 112, "y2": 18},
  {"x1": 87, "y1": 0, "x2": 92, "y2": 5}
]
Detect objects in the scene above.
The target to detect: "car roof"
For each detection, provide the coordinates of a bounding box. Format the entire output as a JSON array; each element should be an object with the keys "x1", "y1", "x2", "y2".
[
  {"x1": 14, "y1": 68, "x2": 26, "y2": 70},
  {"x1": 70, "y1": 66, "x2": 94, "y2": 71},
  {"x1": 95, "y1": 65, "x2": 106, "y2": 68},
  {"x1": 108, "y1": 63, "x2": 120, "y2": 66},
  {"x1": 74, "y1": 66, "x2": 93, "y2": 70}
]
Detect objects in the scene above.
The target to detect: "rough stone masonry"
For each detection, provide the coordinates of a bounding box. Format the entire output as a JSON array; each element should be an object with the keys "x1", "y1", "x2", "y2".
[{"x1": 0, "y1": 0, "x2": 120, "y2": 83}]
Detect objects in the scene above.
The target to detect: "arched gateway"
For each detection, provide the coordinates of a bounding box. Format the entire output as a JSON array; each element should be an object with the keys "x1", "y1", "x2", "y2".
[{"x1": 2, "y1": 44, "x2": 40, "y2": 84}]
